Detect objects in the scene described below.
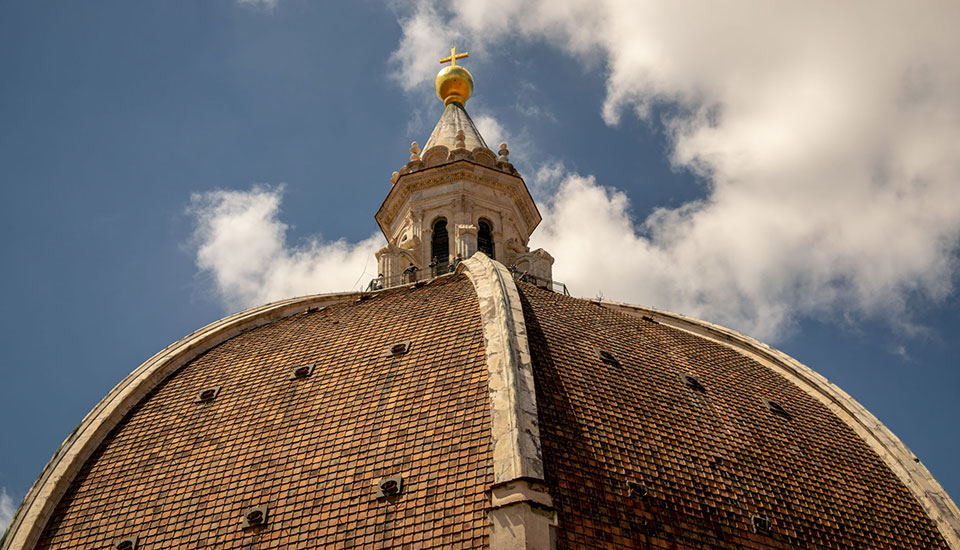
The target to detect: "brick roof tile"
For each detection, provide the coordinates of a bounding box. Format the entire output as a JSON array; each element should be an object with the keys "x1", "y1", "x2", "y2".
[
  {"x1": 517, "y1": 281, "x2": 949, "y2": 549},
  {"x1": 35, "y1": 275, "x2": 491, "y2": 550},
  {"x1": 28, "y1": 273, "x2": 953, "y2": 549}
]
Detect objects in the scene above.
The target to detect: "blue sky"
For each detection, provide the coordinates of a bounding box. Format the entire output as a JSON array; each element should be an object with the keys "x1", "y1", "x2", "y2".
[{"x1": 2, "y1": 0, "x2": 959, "y2": 529}]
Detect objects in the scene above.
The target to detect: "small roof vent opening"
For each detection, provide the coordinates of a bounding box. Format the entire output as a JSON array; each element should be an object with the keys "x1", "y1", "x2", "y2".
[
  {"x1": 114, "y1": 536, "x2": 138, "y2": 550},
  {"x1": 763, "y1": 398, "x2": 790, "y2": 418},
  {"x1": 385, "y1": 341, "x2": 411, "y2": 357},
  {"x1": 242, "y1": 505, "x2": 269, "y2": 529},
  {"x1": 376, "y1": 475, "x2": 404, "y2": 498},
  {"x1": 290, "y1": 363, "x2": 314, "y2": 380},
  {"x1": 596, "y1": 349, "x2": 620, "y2": 367},
  {"x1": 752, "y1": 514, "x2": 771, "y2": 534},
  {"x1": 680, "y1": 373, "x2": 706, "y2": 393},
  {"x1": 195, "y1": 386, "x2": 221, "y2": 403},
  {"x1": 627, "y1": 480, "x2": 648, "y2": 499}
]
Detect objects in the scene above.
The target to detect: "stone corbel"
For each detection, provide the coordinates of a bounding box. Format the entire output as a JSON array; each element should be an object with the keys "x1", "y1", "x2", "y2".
[{"x1": 398, "y1": 233, "x2": 421, "y2": 251}]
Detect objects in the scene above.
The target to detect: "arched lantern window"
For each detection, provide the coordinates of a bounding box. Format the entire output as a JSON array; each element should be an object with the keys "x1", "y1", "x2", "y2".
[
  {"x1": 431, "y1": 218, "x2": 449, "y2": 267},
  {"x1": 478, "y1": 219, "x2": 494, "y2": 259}
]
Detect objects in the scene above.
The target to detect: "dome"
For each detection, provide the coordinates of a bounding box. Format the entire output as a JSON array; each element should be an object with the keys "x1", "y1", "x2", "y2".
[
  {"x1": 5, "y1": 255, "x2": 959, "y2": 549},
  {"x1": 4, "y1": 48, "x2": 959, "y2": 550}
]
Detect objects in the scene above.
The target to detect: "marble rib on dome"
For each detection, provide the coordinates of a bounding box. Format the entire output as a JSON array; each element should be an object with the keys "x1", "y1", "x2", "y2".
[{"x1": 422, "y1": 102, "x2": 490, "y2": 154}]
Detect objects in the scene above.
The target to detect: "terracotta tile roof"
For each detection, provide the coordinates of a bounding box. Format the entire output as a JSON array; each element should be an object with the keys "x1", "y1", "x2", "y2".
[
  {"x1": 26, "y1": 271, "x2": 953, "y2": 550},
  {"x1": 517, "y1": 282, "x2": 949, "y2": 549},
  {"x1": 35, "y1": 275, "x2": 491, "y2": 550}
]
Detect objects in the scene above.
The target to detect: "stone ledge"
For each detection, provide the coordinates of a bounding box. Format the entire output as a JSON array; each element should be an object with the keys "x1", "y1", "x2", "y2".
[{"x1": 490, "y1": 478, "x2": 554, "y2": 510}]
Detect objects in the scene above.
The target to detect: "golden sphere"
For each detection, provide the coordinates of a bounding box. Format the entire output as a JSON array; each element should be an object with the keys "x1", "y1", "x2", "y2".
[{"x1": 435, "y1": 65, "x2": 474, "y2": 106}]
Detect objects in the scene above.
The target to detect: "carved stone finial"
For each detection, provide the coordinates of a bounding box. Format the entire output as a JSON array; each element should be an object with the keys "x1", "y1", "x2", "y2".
[
  {"x1": 455, "y1": 129, "x2": 466, "y2": 150},
  {"x1": 498, "y1": 142, "x2": 510, "y2": 162},
  {"x1": 391, "y1": 171, "x2": 399, "y2": 185},
  {"x1": 409, "y1": 141, "x2": 421, "y2": 161}
]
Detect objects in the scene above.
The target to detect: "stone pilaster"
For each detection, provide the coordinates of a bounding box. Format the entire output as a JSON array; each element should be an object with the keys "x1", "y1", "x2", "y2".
[{"x1": 456, "y1": 223, "x2": 478, "y2": 260}]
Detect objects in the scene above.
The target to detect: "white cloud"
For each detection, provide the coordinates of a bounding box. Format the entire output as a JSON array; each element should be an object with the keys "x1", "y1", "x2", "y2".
[
  {"x1": 389, "y1": 2, "x2": 460, "y2": 92},
  {"x1": 189, "y1": 186, "x2": 384, "y2": 312},
  {"x1": 471, "y1": 107, "x2": 543, "y2": 177},
  {"x1": 237, "y1": 0, "x2": 279, "y2": 10},
  {"x1": 472, "y1": 114, "x2": 506, "y2": 151},
  {"x1": 530, "y1": 168, "x2": 958, "y2": 340},
  {"x1": 392, "y1": 0, "x2": 960, "y2": 341},
  {"x1": 0, "y1": 487, "x2": 17, "y2": 536}
]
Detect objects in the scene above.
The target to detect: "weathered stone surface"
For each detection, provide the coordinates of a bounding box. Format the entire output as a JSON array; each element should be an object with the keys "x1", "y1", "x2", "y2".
[
  {"x1": 460, "y1": 253, "x2": 555, "y2": 550},
  {"x1": 459, "y1": 253, "x2": 544, "y2": 483}
]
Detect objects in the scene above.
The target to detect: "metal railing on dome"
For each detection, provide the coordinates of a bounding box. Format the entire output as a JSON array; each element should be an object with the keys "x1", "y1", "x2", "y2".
[
  {"x1": 366, "y1": 261, "x2": 570, "y2": 296},
  {"x1": 507, "y1": 266, "x2": 571, "y2": 296},
  {"x1": 365, "y1": 261, "x2": 457, "y2": 291}
]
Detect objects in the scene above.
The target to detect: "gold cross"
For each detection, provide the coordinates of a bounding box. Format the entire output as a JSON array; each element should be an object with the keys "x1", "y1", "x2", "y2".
[{"x1": 439, "y1": 46, "x2": 468, "y2": 67}]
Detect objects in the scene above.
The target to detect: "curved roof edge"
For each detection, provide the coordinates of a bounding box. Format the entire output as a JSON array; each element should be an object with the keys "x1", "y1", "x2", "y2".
[
  {"x1": 598, "y1": 299, "x2": 960, "y2": 548},
  {"x1": 1, "y1": 291, "x2": 363, "y2": 550}
]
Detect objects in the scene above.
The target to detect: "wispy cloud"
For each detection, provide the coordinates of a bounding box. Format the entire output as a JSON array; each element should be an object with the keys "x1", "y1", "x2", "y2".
[
  {"x1": 389, "y1": 2, "x2": 460, "y2": 93},
  {"x1": 392, "y1": 1, "x2": 960, "y2": 341},
  {"x1": 188, "y1": 186, "x2": 384, "y2": 312},
  {"x1": 514, "y1": 81, "x2": 558, "y2": 123},
  {"x1": 0, "y1": 487, "x2": 17, "y2": 536},
  {"x1": 236, "y1": 0, "x2": 279, "y2": 11}
]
